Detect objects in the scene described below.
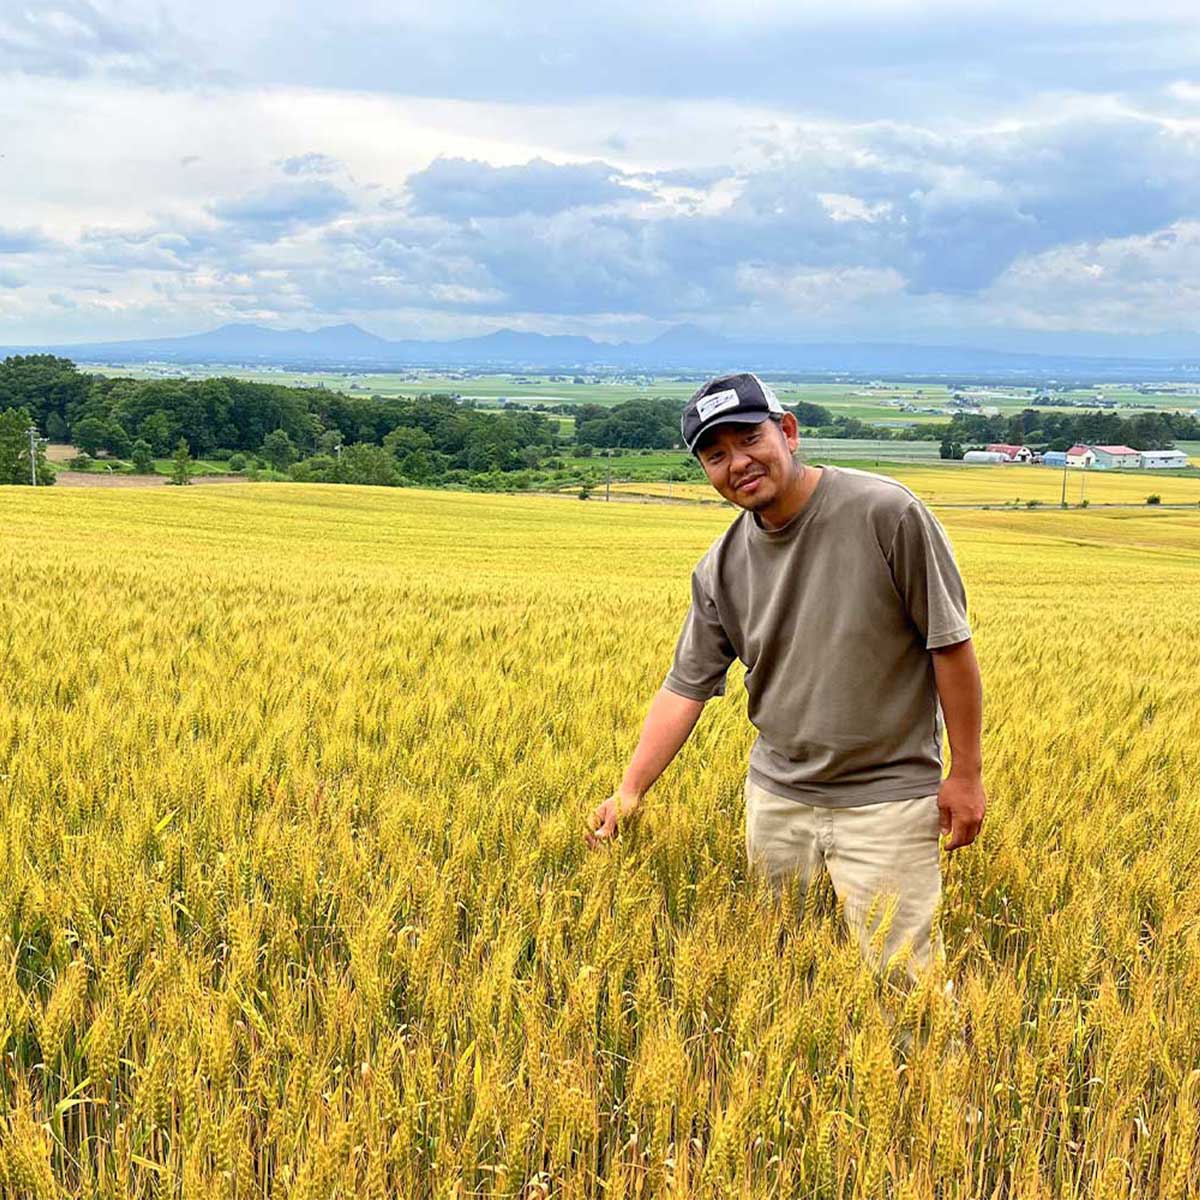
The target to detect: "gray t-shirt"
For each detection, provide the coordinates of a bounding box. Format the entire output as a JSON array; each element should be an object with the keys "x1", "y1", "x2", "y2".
[{"x1": 662, "y1": 464, "x2": 972, "y2": 807}]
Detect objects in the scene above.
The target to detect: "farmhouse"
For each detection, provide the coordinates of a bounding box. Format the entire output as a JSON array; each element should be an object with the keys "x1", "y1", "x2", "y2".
[
  {"x1": 986, "y1": 443, "x2": 1035, "y2": 463},
  {"x1": 1138, "y1": 449, "x2": 1191, "y2": 469},
  {"x1": 1066, "y1": 445, "x2": 1097, "y2": 468},
  {"x1": 1091, "y1": 445, "x2": 1141, "y2": 469}
]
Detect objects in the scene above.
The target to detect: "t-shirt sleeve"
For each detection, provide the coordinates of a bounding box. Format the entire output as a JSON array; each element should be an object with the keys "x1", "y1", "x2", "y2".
[
  {"x1": 662, "y1": 566, "x2": 736, "y2": 701},
  {"x1": 887, "y1": 502, "x2": 972, "y2": 650}
]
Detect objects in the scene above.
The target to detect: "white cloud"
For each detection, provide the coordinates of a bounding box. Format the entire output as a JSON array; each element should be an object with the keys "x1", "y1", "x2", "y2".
[
  {"x1": 736, "y1": 263, "x2": 907, "y2": 315},
  {"x1": 4, "y1": 3, "x2": 1200, "y2": 346},
  {"x1": 817, "y1": 193, "x2": 893, "y2": 223},
  {"x1": 983, "y1": 221, "x2": 1200, "y2": 333}
]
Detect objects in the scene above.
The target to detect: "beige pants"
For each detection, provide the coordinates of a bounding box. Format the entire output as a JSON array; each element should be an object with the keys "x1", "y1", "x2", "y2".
[{"x1": 744, "y1": 776, "x2": 945, "y2": 988}]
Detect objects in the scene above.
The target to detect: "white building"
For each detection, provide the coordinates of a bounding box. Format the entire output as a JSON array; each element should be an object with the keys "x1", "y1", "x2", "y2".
[
  {"x1": 1066, "y1": 445, "x2": 1097, "y2": 468},
  {"x1": 1138, "y1": 449, "x2": 1191, "y2": 469},
  {"x1": 986, "y1": 443, "x2": 1035, "y2": 463},
  {"x1": 1091, "y1": 444, "x2": 1141, "y2": 469},
  {"x1": 963, "y1": 450, "x2": 1010, "y2": 464}
]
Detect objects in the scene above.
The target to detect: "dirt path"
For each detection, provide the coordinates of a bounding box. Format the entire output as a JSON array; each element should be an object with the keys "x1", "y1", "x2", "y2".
[{"x1": 52, "y1": 472, "x2": 248, "y2": 488}]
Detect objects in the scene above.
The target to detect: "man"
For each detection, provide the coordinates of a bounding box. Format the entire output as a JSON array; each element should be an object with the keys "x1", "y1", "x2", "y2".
[{"x1": 585, "y1": 372, "x2": 986, "y2": 987}]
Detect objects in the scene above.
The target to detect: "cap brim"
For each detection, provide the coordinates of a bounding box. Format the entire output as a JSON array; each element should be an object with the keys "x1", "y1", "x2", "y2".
[{"x1": 688, "y1": 409, "x2": 776, "y2": 454}]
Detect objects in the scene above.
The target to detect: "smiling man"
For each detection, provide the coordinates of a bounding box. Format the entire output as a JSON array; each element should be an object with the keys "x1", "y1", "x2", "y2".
[{"x1": 585, "y1": 372, "x2": 986, "y2": 987}]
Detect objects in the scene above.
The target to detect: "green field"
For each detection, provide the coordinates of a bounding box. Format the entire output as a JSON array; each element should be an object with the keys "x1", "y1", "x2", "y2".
[{"x1": 50, "y1": 458, "x2": 237, "y2": 478}]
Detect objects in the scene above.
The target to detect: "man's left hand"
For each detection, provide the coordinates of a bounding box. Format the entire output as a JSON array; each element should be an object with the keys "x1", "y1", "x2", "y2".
[{"x1": 938, "y1": 773, "x2": 987, "y2": 851}]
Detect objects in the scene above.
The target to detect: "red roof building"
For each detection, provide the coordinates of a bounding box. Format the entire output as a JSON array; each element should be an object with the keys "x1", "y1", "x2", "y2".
[{"x1": 1092, "y1": 444, "x2": 1138, "y2": 455}]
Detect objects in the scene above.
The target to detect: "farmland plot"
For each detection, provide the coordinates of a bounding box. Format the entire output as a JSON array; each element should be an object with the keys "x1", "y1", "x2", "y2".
[{"x1": 1, "y1": 484, "x2": 1198, "y2": 1198}]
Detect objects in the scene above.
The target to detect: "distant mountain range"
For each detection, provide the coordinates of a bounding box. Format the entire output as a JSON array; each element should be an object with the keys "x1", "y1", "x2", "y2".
[{"x1": 5, "y1": 321, "x2": 1200, "y2": 381}]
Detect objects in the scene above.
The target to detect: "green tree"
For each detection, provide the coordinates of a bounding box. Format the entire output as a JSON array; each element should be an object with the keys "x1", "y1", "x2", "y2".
[
  {"x1": 398, "y1": 450, "x2": 434, "y2": 482},
  {"x1": 383, "y1": 425, "x2": 435, "y2": 457},
  {"x1": 261, "y1": 428, "x2": 297, "y2": 471},
  {"x1": 45, "y1": 412, "x2": 68, "y2": 441},
  {"x1": 105, "y1": 420, "x2": 131, "y2": 458},
  {"x1": 72, "y1": 415, "x2": 109, "y2": 456},
  {"x1": 130, "y1": 439, "x2": 155, "y2": 474},
  {"x1": 340, "y1": 443, "x2": 399, "y2": 486},
  {"x1": 789, "y1": 401, "x2": 834, "y2": 427},
  {"x1": 575, "y1": 398, "x2": 681, "y2": 449},
  {"x1": 289, "y1": 453, "x2": 337, "y2": 483},
  {"x1": 0, "y1": 406, "x2": 54, "y2": 485},
  {"x1": 0, "y1": 355, "x2": 90, "y2": 432},
  {"x1": 170, "y1": 437, "x2": 193, "y2": 486},
  {"x1": 138, "y1": 410, "x2": 173, "y2": 455}
]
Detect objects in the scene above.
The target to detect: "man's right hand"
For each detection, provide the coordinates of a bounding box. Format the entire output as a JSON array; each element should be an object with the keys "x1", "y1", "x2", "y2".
[
  {"x1": 585, "y1": 788, "x2": 642, "y2": 849},
  {"x1": 583, "y1": 688, "x2": 704, "y2": 851}
]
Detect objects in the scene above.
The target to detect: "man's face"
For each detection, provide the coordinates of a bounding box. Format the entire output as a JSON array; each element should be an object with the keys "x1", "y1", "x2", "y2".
[{"x1": 694, "y1": 413, "x2": 801, "y2": 510}]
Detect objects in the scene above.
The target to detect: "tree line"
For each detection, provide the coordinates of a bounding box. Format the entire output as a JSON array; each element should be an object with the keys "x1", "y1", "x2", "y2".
[
  {"x1": 0, "y1": 356, "x2": 564, "y2": 487},
  {"x1": 570, "y1": 397, "x2": 854, "y2": 448},
  {"x1": 1, "y1": 355, "x2": 1196, "y2": 487},
  {"x1": 932, "y1": 407, "x2": 1199, "y2": 457}
]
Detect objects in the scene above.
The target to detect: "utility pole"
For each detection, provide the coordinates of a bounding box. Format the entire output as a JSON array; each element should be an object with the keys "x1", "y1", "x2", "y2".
[
  {"x1": 1060, "y1": 458, "x2": 1068, "y2": 508},
  {"x1": 27, "y1": 426, "x2": 38, "y2": 487},
  {"x1": 605, "y1": 449, "x2": 612, "y2": 502}
]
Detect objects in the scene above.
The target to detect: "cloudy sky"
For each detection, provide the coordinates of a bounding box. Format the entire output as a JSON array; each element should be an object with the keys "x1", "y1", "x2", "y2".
[{"x1": 3, "y1": 1, "x2": 1200, "y2": 351}]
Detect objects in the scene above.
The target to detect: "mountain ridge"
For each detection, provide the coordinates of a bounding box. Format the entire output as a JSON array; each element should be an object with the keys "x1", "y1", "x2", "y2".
[{"x1": 4, "y1": 321, "x2": 1199, "y2": 380}]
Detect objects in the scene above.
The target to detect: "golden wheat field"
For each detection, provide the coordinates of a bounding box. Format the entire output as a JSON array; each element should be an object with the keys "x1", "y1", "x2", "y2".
[
  {"x1": 612, "y1": 463, "x2": 1200, "y2": 507},
  {"x1": 1, "y1": 481, "x2": 1199, "y2": 1199}
]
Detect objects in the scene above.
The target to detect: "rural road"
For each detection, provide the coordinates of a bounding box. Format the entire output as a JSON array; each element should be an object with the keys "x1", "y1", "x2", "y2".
[{"x1": 52, "y1": 472, "x2": 247, "y2": 487}]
